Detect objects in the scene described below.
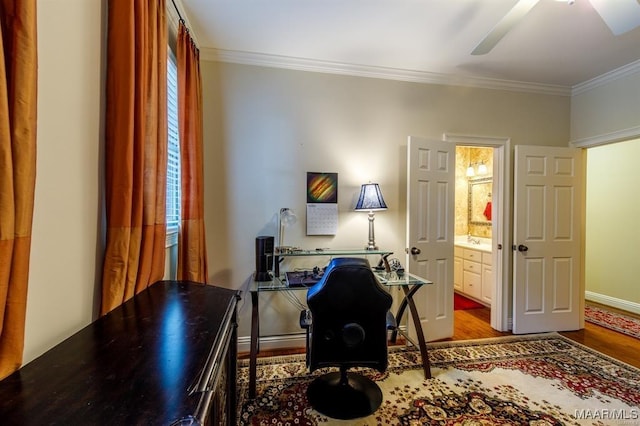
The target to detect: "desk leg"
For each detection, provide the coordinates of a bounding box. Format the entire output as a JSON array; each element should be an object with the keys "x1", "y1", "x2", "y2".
[
  {"x1": 249, "y1": 290, "x2": 259, "y2": 399},
  {"x1": 402, "y1": 285, "x2": 432, "y2": 379},
  {"x1": 390, "y1": 284, "x2": 420, "y2": 343}
]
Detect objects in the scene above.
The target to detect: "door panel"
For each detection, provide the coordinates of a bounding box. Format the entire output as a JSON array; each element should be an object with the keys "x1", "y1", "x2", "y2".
[
  {"x1": 406, "y1": 136, "x2": 454, "y2": 341},
  {"x1": 513, "y1": 145, "x2": 583, "y2": 334}
]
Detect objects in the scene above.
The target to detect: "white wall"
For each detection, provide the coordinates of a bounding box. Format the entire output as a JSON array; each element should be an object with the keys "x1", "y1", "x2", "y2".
[
  {"x1": 585, "y1": 140, "x2": 640, "y2": 310},
  {"x1": 571, "y1": 69, "x2": 640, "y2": 144},
  {"x1": 24, "y1": 0, "x2": 105, "y2": 364},
  {"x1": 201, "y1": 61, "x2": 571, "y2": 341}
]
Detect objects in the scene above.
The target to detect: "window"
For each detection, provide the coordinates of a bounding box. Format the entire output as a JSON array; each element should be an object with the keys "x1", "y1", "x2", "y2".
[
  {"x1": 166, "y1": 51, "x2": 181, "y2": 279},
  {"x1": 166, "y1": 52, "x2": 181, "y2": 241}
]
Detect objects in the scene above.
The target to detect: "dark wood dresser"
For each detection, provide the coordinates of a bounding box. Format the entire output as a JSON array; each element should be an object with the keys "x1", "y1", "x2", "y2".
[{"x1": 0, "y1": 280, "x2": 240, "y2": 425}]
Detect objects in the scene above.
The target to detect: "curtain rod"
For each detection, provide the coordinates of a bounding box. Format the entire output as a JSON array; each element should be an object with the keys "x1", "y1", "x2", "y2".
[
  {"x1": 170, "y1": 0, "x2": 198, "y2": 47},
  {"x1": 170, "y1": 0, "x2": 185, "y2": 23}
]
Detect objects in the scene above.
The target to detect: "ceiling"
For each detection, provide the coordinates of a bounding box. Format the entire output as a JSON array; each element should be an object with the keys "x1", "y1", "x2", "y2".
[{"x1": 179, "y1": 0, "x2": 640, "y2": 91}]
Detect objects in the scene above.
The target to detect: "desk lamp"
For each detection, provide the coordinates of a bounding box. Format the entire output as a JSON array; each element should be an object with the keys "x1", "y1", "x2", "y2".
[
  {"x1": 277, "y1": 207, "x2": 297, "y2": 252},
  {"x1": 354, "y1": 183, "x2": 387, "y2": 250}
]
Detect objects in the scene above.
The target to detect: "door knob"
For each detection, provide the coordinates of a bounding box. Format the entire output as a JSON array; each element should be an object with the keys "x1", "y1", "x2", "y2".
[
  {"x1": 517, "y1": 244, "x2": 528, "y2": 252},
  {"x1": 410, "y1": 247, "x2": 421, "y2": 255}
]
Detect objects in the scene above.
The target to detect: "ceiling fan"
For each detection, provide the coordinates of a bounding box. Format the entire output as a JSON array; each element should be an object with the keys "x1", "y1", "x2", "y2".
[{"x1": 471, "y1": 0, "x2": 640, "y2": 55}]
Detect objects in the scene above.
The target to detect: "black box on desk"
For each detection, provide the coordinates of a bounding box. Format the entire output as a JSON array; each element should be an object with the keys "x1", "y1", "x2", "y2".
[{"x1": 255, "y1": 236, "x2": 274, "y2": 281}]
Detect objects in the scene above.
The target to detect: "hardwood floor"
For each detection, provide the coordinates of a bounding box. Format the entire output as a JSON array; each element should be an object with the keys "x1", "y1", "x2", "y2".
[
  {"x1": 450, "y1": 307, "x2": 511, "y2": 340},
  {"x1": 241, "y1": 306, "x2": 640, "y2": 369},
  {"x1": 447, "y1": 306, "x2": 640, "y2": 368},
  {"x1": 560, "y1": 323, "x2": 640, "y2": 368}
]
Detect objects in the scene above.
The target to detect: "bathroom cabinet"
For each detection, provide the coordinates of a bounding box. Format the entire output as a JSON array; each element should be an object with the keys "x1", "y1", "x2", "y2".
[
  {"x1": 454, "y1": 245, "x2": 492, "y2": 306},
  {"x1": 481, "y1": 252, "x2": 493, "y2": 304}
]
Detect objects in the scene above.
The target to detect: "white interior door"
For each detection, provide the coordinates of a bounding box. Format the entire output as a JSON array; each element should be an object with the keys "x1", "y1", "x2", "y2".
[
  {"x1": 513, "y1": 145, "x2": 583, "y2": 334},
  {"x1": 406, "y1": 136, "x2": 455, "y2": 341}
]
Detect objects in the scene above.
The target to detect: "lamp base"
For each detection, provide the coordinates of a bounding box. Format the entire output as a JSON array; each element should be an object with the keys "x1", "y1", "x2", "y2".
[{"x1": 365, "y1": 212, "x2": 378, "y2": 251}]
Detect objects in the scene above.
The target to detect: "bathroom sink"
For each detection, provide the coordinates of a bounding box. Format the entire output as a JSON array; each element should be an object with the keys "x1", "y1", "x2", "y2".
[{"x1": 454, "y1": 237, "x2": 492, "y2": 252}]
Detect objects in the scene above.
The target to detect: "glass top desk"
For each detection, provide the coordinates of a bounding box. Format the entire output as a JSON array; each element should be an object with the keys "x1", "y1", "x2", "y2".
[
  {"x1": 248, "y1": 249, "x2": 433, "y2": 399},
  {"x1": 271, "y1": 248, "x2": 392, "y2": 276}
]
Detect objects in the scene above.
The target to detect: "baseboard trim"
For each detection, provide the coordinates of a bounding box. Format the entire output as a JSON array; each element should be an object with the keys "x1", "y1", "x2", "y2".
[
  {"x1": 238, "y1": 333, "x2": 307, "y2": 354},
  {"x1": 238, "y1": 326, "x2": 413, "y2": 353},
  {"x1": 585, "y1": 291, "x2": 640, "y2": 315}
]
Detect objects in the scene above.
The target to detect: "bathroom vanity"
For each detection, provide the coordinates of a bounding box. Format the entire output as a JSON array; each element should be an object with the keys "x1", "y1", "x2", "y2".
[{"x1": 454, "y1": 239, "x2": 493, "y2": 306}]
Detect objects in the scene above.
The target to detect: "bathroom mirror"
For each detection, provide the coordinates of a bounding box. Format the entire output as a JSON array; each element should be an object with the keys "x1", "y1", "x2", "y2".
[{"x1": 468, "y1": 177, "x2": 492, "y2": 226}]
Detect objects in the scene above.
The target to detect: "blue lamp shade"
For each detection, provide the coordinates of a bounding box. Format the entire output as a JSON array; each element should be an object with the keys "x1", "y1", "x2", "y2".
[{"x1": 355, "y1": 183, "x2": 387, "y2": 211}]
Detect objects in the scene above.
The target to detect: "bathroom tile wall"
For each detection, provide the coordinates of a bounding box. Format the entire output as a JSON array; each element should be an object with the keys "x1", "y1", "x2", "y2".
[{"x1": 455, "y1": 146, "x2": 493, "y2": 239}]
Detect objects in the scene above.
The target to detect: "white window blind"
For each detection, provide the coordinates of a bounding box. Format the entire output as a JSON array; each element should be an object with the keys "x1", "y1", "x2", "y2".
[{"x1": 166, "y1": 54, "x2": 181, "y2": 234}]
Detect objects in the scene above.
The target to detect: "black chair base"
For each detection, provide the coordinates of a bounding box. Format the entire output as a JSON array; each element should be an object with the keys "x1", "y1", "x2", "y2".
[{"x1": 306, "y1": 370, "x2": 383, "y2": 420}]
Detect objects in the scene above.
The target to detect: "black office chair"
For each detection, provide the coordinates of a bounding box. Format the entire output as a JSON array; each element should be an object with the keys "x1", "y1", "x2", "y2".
[{"x1": 304, "y1": 257, "x2": 393, "y2": 420}]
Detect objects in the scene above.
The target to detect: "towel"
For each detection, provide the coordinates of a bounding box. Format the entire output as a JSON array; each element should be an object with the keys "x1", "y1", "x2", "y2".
[{"x1": 483, "y1": 201, "x2": 492, "y2": 221}]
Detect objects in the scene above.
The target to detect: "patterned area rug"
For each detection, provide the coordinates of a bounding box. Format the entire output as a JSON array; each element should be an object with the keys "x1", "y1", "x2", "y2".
[
  {"x1": 585, "y1": 304, "x2": 640, "y2": 339},
  {"x1": 237, "y1": 333, "x2": 640, "y2": 425}
]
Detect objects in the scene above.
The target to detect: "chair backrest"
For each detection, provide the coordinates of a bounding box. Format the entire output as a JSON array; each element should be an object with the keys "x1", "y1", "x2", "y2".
[{"x1": 306, "y1": 257, "x2": 392, "y2": 373}]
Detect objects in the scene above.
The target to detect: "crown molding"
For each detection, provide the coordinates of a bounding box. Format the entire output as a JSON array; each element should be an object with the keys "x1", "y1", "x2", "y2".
[
  {"x1": 570, "y1": 125, "x2": 640, "y2": 148},
  {"x1": 200, "y1": 48, "x2": 571, "y2": 96},
  {"x1": 571, "y1": 59, "x2": 640, "y2": 96}
]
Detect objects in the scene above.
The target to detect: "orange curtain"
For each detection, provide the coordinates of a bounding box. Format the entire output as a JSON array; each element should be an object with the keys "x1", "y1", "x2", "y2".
[
  {"x1": 176, "y1": 22, "x2": 208, "y2": 283},
  {"x1": 101, "y1": 0, "x2": 167, "y2": 314},
  {"x1": 0, "y1": 0, "x2": 38, "y2": 379}
]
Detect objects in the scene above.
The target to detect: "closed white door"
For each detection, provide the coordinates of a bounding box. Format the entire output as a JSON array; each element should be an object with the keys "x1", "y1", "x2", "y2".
[
  {"x1": 406, "y1": 136, "x2": 455, "y2": 341},
  {"x1": 513, "y1": 145, "x2": 583, "y2": 333}
]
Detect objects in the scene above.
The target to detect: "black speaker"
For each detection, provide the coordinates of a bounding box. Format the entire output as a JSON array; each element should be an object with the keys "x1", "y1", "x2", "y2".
[{"x1": 254, "y1": 236, "x2": 274, "y2": 281}]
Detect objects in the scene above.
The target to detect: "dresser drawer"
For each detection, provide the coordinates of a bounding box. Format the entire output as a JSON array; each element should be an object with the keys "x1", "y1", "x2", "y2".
[
  {"x1": 463, "y1": 259, "x2": 481, "y2": 274},
  {"x1": 482, "y1": 252, "x2": 492, "y2": 266},
  {"x1": 463, "y1": 248, "x2": 481, "y2": 262}
]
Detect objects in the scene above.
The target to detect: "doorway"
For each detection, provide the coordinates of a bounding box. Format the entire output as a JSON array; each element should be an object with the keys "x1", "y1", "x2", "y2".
[
  {"x1": 443, "y1": 133, "x2": 510, "y2": 332},
  {"x1": 405, "y1": 135, "x2": 511, "y2": 340},
  {"x1": 453, "y1": 146, "x2": 495, "y2": 327},
  {"x1": 584, "y1": 140, "x2": 640, "y2": 315},
  {"x1": 408, "y1": 136, "x2": 582, "y2": 335}
]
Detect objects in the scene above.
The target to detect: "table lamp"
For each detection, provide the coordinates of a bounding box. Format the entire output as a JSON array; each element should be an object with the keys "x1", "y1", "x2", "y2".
[
  {"x1": 354, "y1": 183, "x2": 387, "y2": 250},
  {"x1": 277, "y1": 207, "x2": 297, "y2": 251}
]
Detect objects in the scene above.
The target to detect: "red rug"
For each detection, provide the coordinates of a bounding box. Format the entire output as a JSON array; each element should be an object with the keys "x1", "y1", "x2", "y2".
[
  {"x1": 454, "y1": 293, "x2": 484, "y2": 310},
  {"x1": 585, "y1": 303, "x2": 640, "y2": 340}
]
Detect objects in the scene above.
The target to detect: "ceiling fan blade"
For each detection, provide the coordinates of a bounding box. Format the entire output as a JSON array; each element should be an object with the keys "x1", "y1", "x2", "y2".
[
  {"x1": 589, "y1": 0, "x2": 640, "y2": 36},
  {"x1": 471, "y1": 0, "x2": 540, "y2": 55}
]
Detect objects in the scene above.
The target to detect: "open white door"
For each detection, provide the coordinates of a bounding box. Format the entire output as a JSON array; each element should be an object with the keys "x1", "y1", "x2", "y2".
[
  {"x1": 513, "y1": 145, "x2": 583, "y2": 334},
  {"x1": 406, "y1": 136, "x2": 455, "y2": 341}
]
